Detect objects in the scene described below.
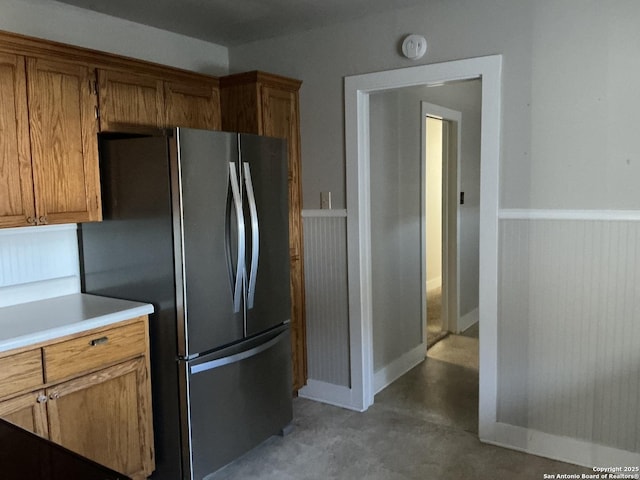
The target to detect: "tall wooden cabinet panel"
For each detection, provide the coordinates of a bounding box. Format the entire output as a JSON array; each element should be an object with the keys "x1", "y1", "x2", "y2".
[
  {"x1": 26, "y1": 58, "x2": 101, "y2": 225},
  {"x1": 0, "y1": 53, "x2": 34, "y2": 228},
  {"x1": 47, "y1": 358, "x2": 154, "y2": 480},
  {"x1": 97, "y1": 69, "x2": 165, "y2": 130},
  {"x1": 164, "y1": 79, "x2": 221, "y2": 130},
  {"x1": 220, "y1": 71, "x2": 307, "y2": 391}
]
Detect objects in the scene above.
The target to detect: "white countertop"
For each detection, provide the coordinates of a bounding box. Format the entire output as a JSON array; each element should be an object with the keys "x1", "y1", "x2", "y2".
[{"x1": 0, "y1": 293, "x2": 154, "y2": 353}]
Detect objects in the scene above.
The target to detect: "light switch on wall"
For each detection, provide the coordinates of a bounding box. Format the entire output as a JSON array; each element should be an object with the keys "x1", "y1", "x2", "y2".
[{"x1": 320, "y1": 191, "x2": 332, "y2": 209}]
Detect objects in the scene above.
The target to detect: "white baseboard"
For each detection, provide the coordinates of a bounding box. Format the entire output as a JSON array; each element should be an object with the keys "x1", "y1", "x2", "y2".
[
  {"x1": 457, "y1": 307, "x2": 478, "y2": 334},
  {"x1": 298, "y1": 379, "x2": 364, "y2": 412},
  {"x1": 426, "y1": 277, "x2": 442, "y2": 292},
  {"x1": 482, "y1": 422, "x2": 640, "y2": 469},
  {"x1": 373, "y1": 344, "x2": 426, "y2": 394}
]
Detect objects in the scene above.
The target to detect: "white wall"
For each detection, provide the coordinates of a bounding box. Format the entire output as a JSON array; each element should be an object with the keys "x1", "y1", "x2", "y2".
[
  {"x1": 0, "y1": 0, "x2": 229, "y2": 306},
  {"x1": 409, "y1": 82, "x2": 482, "y2": 318},
  {"x1": 229, "y1": 0, "x2": 640, "y2": 211},
  {"x1": 229, "y1": 0, "x2": 640, "y2": 464},
  {"x1": 0, "y1": 0, "x2": 228, "y2": 74},
  {"x1": 0, "y1": 225, "x2": 80, "y2": 307},
  {"x1": 498, "y1": 216, "x2": 640, "y2": 457},
  {"x1": 228, "y1": 0, "x2": 534, "y2": 209},
  {"x1": 370, "y1": 90, "x2": 422, "y2": 372},
  {"x1": 302, "y1": 213, "x2": 350, "y2": 388}
]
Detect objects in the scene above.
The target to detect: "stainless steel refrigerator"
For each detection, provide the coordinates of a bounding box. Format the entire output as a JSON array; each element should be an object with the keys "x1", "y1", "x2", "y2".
[{"x1": 78, "y1": 128, "x2": 293, "y2": 480}]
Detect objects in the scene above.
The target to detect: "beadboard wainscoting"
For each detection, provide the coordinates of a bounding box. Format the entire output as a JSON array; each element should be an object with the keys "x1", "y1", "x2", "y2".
[
  {"x1": 0, "y1": 225, "x2": 80, "y2": 307},
  {"x1": 298, "y1": 210, "x2": 352, "y2": 407},
  {"x1": 496, "y1": 209, "x2": 640, "y2": 466}
]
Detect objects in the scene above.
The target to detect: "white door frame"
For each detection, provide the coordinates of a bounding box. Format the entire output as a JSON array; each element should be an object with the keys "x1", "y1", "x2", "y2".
[
  {"x1": 421, "y1": 102, "x2": 462, "y2": 339},
  {"x1": 344, "y1": 55, "x2": 501, "y2": 441}
]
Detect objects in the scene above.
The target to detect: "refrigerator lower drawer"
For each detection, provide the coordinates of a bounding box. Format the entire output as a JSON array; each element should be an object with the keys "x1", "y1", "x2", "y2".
[{"x1": 183, "y1": 326, "x2": 292, "y2": 480}]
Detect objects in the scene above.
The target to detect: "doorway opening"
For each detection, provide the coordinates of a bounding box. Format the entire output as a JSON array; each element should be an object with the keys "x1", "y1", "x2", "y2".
[
  {"x1": 344, "y1": 56, "x2": 502, "y2": 443},
  {"x1": 425, "y1": 114, "x2": 449, "y2": 348},
  {"x1": 421, "y1": 94, "x2": 481, "y2": 394},
  {"x1": 422, "y1": 103, "x2": 462, "y2": 350},
  {"x1": 425, "y1": 115, "x2": 448, "y2": 348},
  {"x1": 421, "y1": 93, "x2": 481, "y2": 355}
]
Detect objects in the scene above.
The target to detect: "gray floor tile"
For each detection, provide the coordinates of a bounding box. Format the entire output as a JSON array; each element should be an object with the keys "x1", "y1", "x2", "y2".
[{"x1": 208, "y1": 336, "x2": 593, "y2": 480}]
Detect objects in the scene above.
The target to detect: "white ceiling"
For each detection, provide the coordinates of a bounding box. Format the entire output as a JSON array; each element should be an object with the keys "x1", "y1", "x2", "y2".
[{"x1": 55, "y1": 0, "x2": 425, "y2": 46}]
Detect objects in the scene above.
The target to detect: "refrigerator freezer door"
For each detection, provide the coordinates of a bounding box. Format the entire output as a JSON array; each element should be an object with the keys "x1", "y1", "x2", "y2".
[
  {"x1": 184, "y1": 325, "x2": 292, "y2": 479},
  {"x1": 176, "y1": 129, "x2": 244, "y2": 357},
  {"x1": 239, "y1": 134, "x2": 291, "y2": 337}
]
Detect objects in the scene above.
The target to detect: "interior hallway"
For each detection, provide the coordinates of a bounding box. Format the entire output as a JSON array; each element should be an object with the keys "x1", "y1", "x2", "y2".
[{"x1": 209, "y1": 328, "x2": 592, "y2": 480}]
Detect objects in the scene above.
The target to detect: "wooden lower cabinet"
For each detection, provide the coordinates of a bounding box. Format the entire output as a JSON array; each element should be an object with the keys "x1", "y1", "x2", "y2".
[
  {"x1": 47, "y1": 358, "x2": 154, "y2": 480},
  {"x1": 0, "y1": 390, "x2": 48, "y2": 437},
  {"x1": 0, "y1": 316, "x2": 154, "y2": 479}
]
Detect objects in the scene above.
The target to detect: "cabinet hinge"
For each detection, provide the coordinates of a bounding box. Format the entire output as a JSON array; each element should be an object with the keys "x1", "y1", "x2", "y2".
[
  {"x1": 89, "y1": 79, "x2": 98, "y2": 95},
  {"x1": 95, "y1": 106, "x2": 100, "y2": 119}
]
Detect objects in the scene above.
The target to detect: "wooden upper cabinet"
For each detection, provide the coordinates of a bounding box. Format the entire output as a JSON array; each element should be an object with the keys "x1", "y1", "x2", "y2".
[
  {"x1": 0, "y1": 53, "x2": 101, "y2": 227},
  {"x1": 98, "y1": 69, "x2": 221, "y2": 131},
  {"x1": 97, "y1": 69, "x2": 164, "y2": 130},
  {"x1": 0, "y1": 53, "x2": 35, "y2": 228},
  {"x1": 220, "y1": 71, "x2": 307, "y2": 391},
  {"x1": 260, "y1": 86, "x2": 303, "y2": 251},
  {"x1": 0, "y1": 31, "x2": 224, "y2": 229},
  {"x1": 26, "y1": 57, "x2": 101, "y2": 225},
  {"x1": 164, "y1": 78, "x2": 221, "y2": 130}
]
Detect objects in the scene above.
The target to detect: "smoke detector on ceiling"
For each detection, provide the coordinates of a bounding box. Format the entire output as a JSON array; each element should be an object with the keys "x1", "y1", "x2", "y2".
[{"x1": 401, "y1": 34, "x2": 427, "y2": 60}]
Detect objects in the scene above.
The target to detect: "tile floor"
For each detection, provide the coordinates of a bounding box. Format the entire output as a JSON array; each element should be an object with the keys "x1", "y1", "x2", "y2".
[{"x1": 208, "y1": 331, "x2": 593, "y2": 480}]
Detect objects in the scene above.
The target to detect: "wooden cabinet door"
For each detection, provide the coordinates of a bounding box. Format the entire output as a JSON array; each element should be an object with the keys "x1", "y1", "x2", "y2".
[
  {"x1": 0, "y1": 390, "x2": 48, "y2": 437},
  {"x1": 0, "y1": 53, "x2": 35, "y2": 227},
  {"x1": 98, "y1": 69, "x2": 164, "y2": 131},
  {"x1": 260, "y1": 85, "x2": 307, "y2": 391},
  {"x1": 47, "y1": 358, "x2": 154, "y2": 480},
  {"x1": 26, "y1": 58, "x2": 101, "y2": 225},
  {"x1": 165, "y1": 79, "x2": 221, "y2": 129}
]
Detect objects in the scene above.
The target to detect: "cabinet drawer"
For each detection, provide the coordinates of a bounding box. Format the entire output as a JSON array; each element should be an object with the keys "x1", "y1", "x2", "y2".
[
  {"x1": 0, "y1": 350, "x2": 43, "y2": 398},
  {"x1": 44, "y1": 320, "x2": 146, "y2": 383}
]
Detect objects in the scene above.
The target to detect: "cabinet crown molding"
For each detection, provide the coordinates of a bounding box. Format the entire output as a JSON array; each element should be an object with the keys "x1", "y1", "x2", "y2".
[
  {"x1": 0, "y1": 29, "x2": 219, "y2": 85},
  {"x1": 220, "y1": 70, "x2": 302, "y2": 90}
]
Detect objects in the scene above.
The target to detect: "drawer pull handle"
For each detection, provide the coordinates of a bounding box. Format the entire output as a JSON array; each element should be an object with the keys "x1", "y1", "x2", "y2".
[
  {"x1": 37, "y1": 394, "x2": 47, "y2": 404},
  {"x1": 49, "y1": 392, "x2": 59, "y2": 400},
  {"x1": 90, "y1": 336, "x2": 109, "y2": 346}
]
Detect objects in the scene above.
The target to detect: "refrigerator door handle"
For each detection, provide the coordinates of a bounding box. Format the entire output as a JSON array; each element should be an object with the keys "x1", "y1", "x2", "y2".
[
  {"x1": 243, "y1": 162, "x2": 259, "y2": 309},
  {"x1": 229, "y1": 162, "x2": 245, "y2": 313},
  {"x1": 190, "y1": 330, "x2": 285, "y2": 375}
]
